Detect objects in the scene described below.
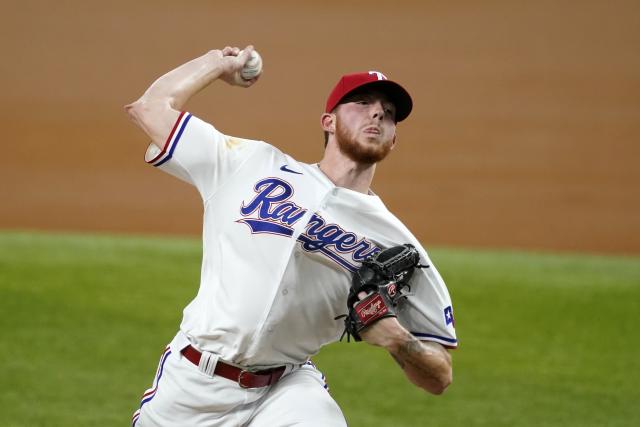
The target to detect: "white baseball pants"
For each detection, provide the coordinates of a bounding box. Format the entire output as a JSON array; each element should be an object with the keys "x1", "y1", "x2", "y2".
[{"x1": 132, "y1": 335, "x2": 347, "y2": 427}]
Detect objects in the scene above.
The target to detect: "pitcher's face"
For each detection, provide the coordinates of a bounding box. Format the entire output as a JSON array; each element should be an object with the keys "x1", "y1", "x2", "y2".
[{"x1": 333, "y1": 91, "x2": 397, "y2": 164}]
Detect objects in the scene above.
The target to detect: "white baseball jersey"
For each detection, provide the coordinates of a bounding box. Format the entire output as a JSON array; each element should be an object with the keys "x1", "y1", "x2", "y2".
[{"x1": 145, "y1": 112, "x2": 458, "y2": 368}]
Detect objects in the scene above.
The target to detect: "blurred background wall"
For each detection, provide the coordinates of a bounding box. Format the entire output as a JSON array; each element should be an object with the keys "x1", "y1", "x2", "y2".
[{"x1": 1, "y1": 0, "x2": 638, "y2": 254}]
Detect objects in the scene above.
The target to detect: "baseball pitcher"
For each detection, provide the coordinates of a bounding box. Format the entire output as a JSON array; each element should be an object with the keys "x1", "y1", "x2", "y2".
[{"x1": 125, "y1": 45, "x2": 457, "y2": 427}]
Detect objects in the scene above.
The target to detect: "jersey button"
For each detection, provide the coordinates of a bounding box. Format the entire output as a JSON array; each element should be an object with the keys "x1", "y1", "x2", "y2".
[{"x1": 282, "y1": 289, "x2": 289, "y2": 295}]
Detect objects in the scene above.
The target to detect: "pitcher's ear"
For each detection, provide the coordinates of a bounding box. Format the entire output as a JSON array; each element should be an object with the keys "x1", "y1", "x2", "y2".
[{"x1": 321, "y1": 113, "x2": 335, "y2": 133}]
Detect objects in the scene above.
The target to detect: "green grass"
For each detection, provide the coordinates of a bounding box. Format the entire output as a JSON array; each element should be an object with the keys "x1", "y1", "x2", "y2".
[{"x1": 1, "y1": 231, "x2": 638, "y2": 426}]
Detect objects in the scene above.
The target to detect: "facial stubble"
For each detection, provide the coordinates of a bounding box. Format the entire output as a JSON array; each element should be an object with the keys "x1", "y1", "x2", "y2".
[{"x1": 335, "y1": 119, "x2": 394, "y2": 165}]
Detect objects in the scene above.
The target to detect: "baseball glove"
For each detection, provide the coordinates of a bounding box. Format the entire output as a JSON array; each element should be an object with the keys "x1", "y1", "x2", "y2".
[{"x1": 337, "y1": 244, "x2": 426, "y2": 342}]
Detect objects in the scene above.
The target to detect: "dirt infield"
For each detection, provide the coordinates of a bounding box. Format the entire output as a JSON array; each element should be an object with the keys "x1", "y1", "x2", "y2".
[{"x1": 2, "y1": 1, "x2": 639, "y2": 254}]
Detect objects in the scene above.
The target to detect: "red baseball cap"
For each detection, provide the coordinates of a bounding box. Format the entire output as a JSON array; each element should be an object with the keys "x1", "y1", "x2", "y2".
[{"x1": 325, "y1": 71, "x2": 413, "y2": 122}]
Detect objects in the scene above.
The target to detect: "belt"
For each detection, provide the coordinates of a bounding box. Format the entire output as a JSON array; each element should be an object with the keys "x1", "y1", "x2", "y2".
[{"x1": 181, "y1": 345, "x2": 286, "y2": 389}]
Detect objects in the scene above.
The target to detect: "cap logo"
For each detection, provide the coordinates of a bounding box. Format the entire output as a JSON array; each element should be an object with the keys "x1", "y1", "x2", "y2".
[{"x1": 368, "y1": 71, "x2": 387, "y2": 81}]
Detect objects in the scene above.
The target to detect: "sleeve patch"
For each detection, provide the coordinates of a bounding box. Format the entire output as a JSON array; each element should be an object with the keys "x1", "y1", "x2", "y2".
[{"x1": 444, "y1": 306, "x2": 455, "y2": 327}]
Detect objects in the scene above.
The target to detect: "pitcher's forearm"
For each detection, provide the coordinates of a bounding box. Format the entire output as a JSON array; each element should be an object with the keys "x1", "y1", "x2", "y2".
[
  {"x1": 125, "y1": 46, "x2": 257, "y2": 147},
  {"x1": 360, "y1": 318, "x2": 452, "y2": 395},
  {"x1": 139, "y1": 50, "x2": 227, "y2": 110},
  {"x1": 388, "y1": 332, "x2": 452, "y2": 394}
]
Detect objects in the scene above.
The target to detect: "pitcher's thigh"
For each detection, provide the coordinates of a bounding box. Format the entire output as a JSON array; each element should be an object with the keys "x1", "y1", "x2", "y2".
[
  {"x1": 133, "y1": 349, "x2": 262, "y2": 427},
  {"x1": 247, "y1": 364, "x2": 347, "y2": 427}
]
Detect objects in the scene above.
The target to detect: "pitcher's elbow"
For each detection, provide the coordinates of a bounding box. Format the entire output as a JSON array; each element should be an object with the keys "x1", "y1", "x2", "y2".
[
  {"x1": 426, "y1": 369, "x2": 452, "y2": 395},
  {"x1": 124, "y1": 99, "x2": 145, "y2": 120},
  {"x1": 124, "y1": 99, "x2": 161, "y2": 129},
  {"x1": 437, "y1": 371, "x2": 453, "y2": 394}
]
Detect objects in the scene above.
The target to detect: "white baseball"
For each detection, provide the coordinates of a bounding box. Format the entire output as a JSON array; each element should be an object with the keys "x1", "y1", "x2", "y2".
[{"x1": 240, "y1": 50, "x2": 263, "y2": 80}]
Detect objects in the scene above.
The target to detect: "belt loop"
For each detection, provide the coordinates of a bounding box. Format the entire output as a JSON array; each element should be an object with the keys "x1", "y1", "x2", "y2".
[{"x1": 198, "y1": 350, "x2": 219, "y2": 377}]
